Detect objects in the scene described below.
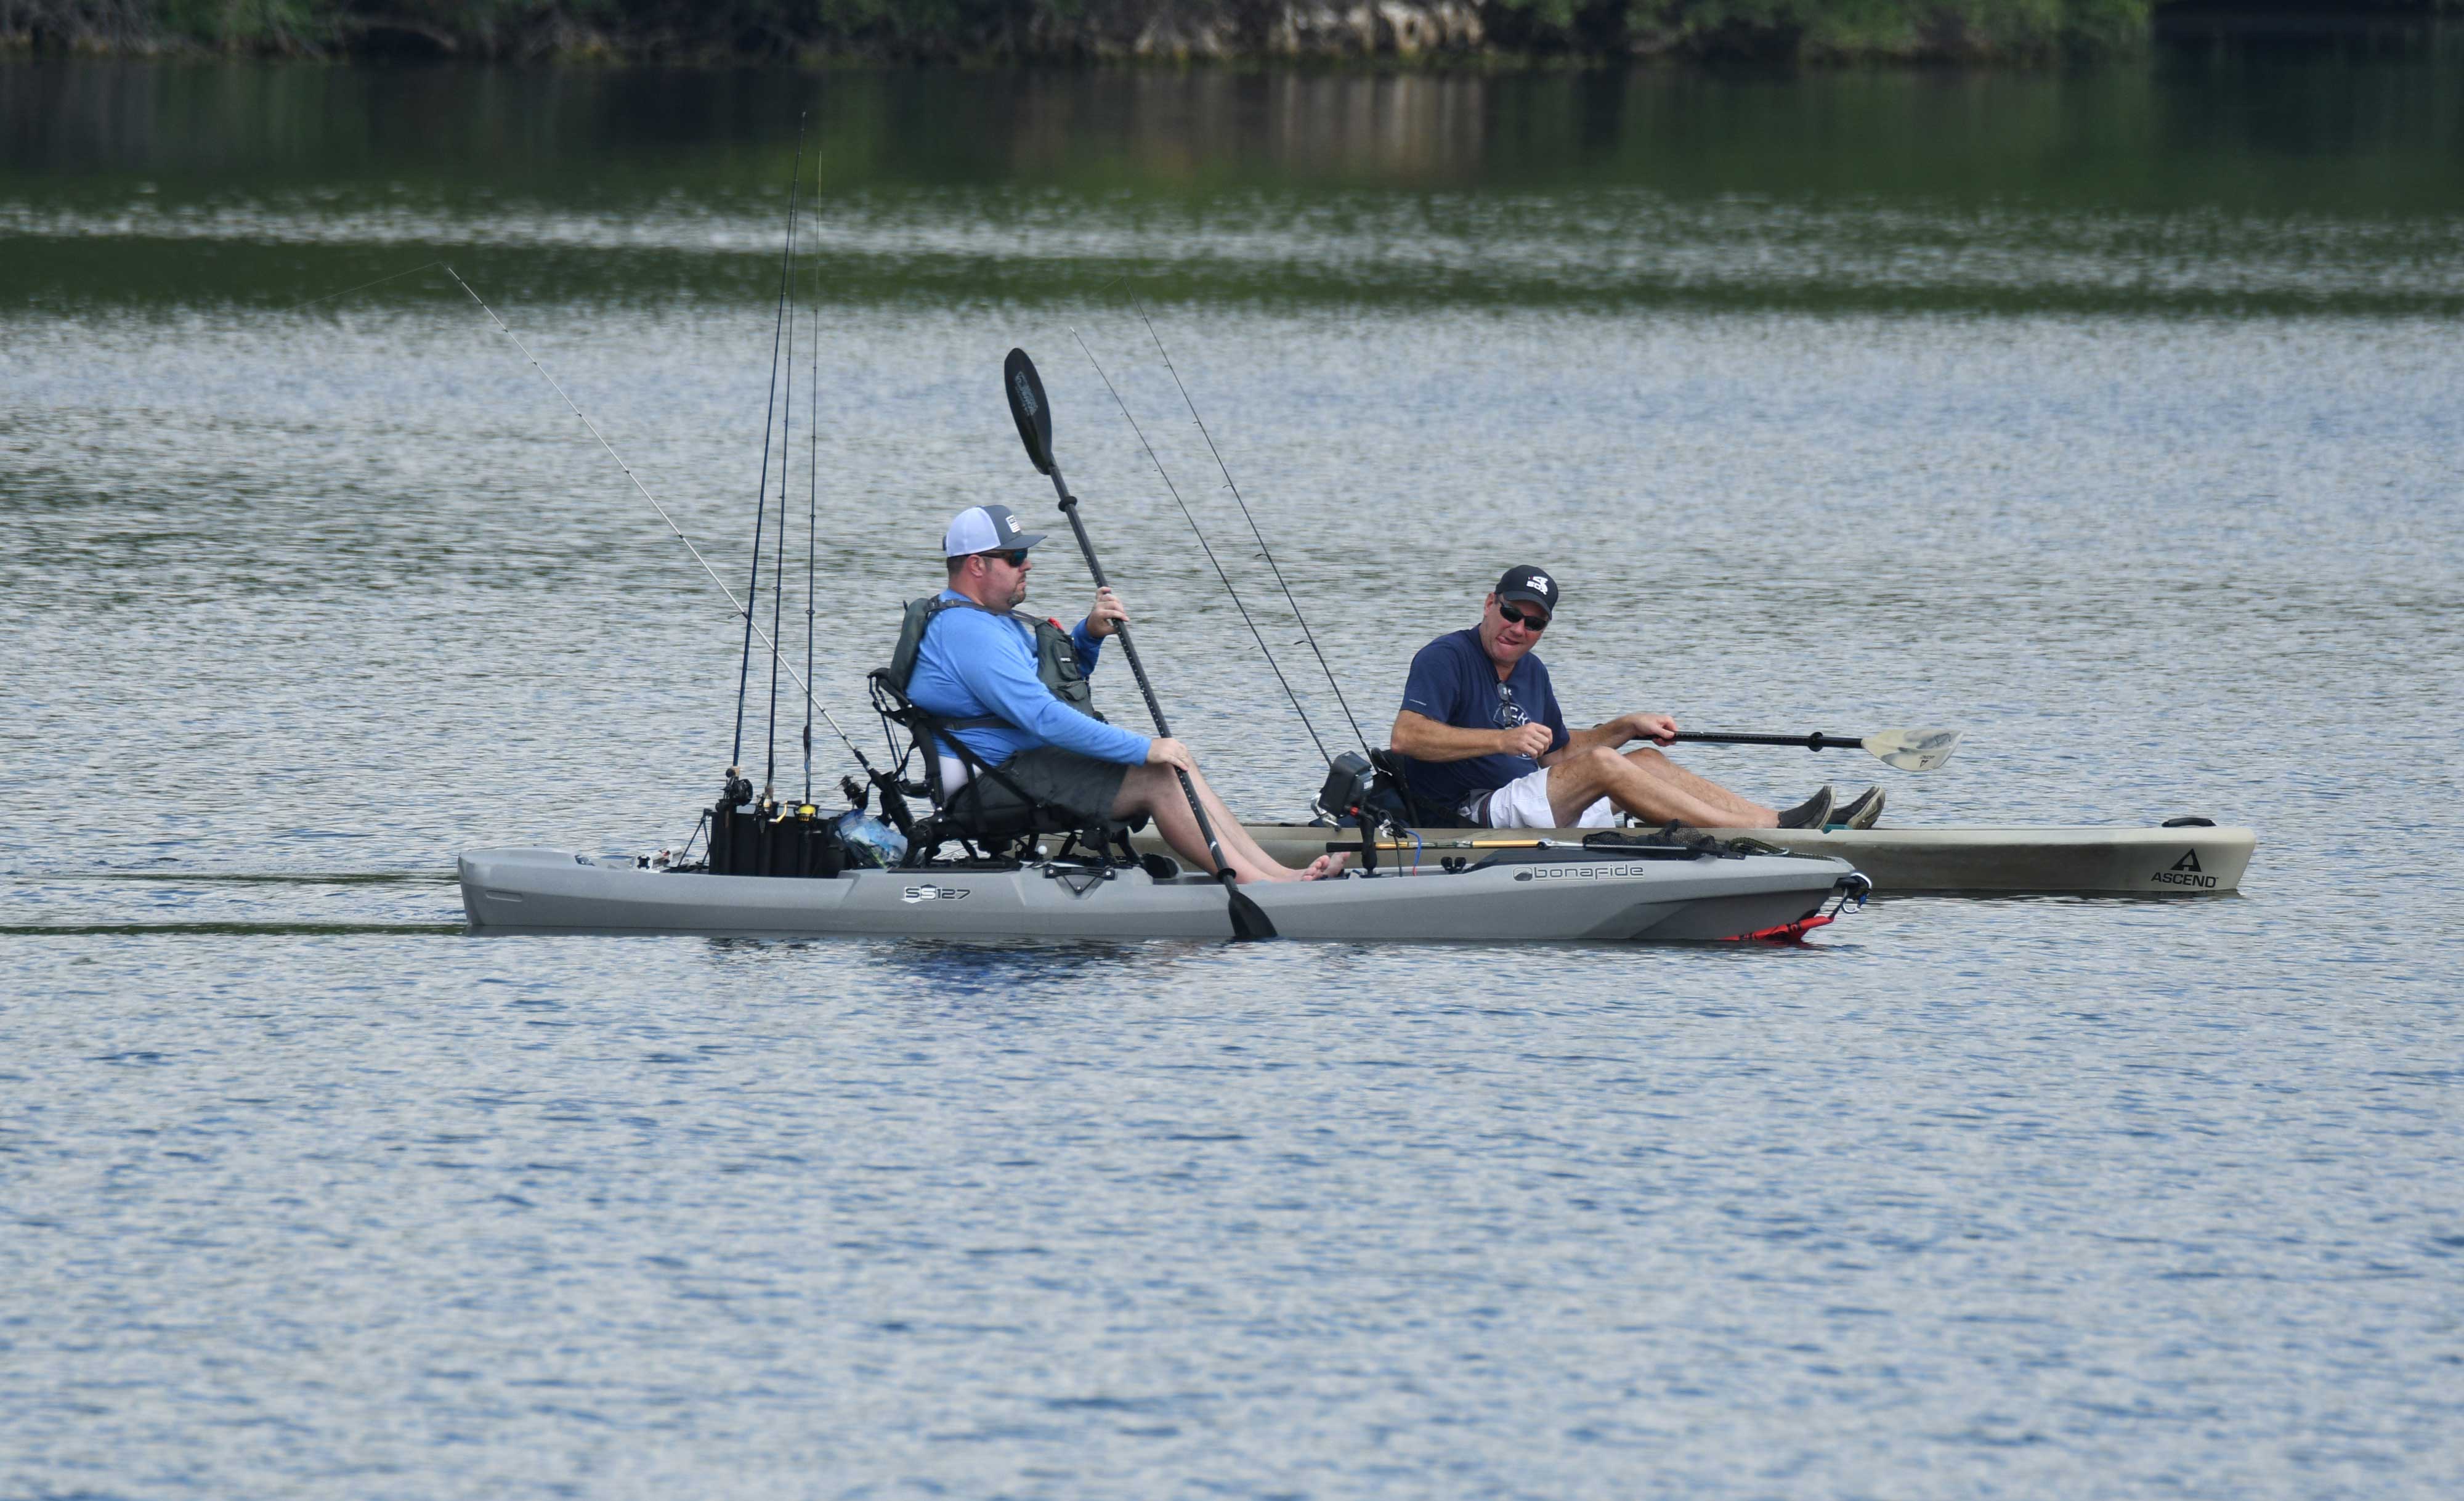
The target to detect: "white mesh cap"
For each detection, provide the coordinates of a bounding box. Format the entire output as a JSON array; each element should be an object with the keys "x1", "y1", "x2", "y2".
[{"x1": 943, "y1": 504, "x2": 1047, "y2": 557}]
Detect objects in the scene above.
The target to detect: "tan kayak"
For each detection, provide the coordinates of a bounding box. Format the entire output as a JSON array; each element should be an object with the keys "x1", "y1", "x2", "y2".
[{"x1": 1133, "y1": 821, "x2": 2257, "y2": 895}]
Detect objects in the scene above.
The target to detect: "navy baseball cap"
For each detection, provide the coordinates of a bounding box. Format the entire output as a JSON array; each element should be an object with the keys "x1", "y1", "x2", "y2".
[{"x1": 1495, "y1": 565, "x2": 1562, "y2": 618}]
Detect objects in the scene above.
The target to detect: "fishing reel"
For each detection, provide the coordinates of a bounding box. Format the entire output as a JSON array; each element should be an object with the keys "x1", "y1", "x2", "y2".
[{"x1": 841, "y1": 768, "x2": 917, "y2": 840}]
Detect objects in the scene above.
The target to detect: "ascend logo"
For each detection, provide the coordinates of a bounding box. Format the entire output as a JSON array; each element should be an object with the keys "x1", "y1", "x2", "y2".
[
  {"x1": 901, "y1": 884, "x2": 971, "y2": 905},
  {"x1": 2150, "y1": 849, "x2": 2217, "y2": 889}
]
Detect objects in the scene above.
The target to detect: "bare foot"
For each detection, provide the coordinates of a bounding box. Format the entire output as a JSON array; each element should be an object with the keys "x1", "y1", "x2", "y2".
[{"x1": 1299, "y1": 853, "x2": 1350, "y2": 881}]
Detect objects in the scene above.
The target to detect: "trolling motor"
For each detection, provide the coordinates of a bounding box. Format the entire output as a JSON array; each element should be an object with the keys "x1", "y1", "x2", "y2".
[{"x1": 1313, "y1": 749, "x2": 1394, "y2": 876}]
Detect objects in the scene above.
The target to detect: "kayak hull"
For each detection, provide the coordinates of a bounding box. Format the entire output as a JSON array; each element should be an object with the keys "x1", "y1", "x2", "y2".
[
  {"x1": 458, "y1": 847, "x2": 1858, "y2": 943},
  {"x1": 1162, "y1": 823, "x2": 2259, "y2": 896}
]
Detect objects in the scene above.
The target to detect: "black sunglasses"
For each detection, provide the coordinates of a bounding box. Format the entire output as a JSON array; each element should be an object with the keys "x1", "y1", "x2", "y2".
[
  {"x1": 978, "y1": 548, "x2": 1031, "y2": 567},
  {"x1": 1498, "y1": 602, "x2": 1549, "y2": 631}
]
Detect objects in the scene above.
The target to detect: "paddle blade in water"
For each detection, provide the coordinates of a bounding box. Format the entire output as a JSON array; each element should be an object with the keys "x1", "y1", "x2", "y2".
[
  {"x1": 1865, "y1": 727, "x2": 1961, "y2": 772},
  {"x1": 1005, "y1": 348, "x2": 1055, "y2": 475}
]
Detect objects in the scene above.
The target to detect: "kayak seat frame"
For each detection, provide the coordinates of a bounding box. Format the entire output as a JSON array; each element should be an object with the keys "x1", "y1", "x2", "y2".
[
  {"x1": 1364, "y1": 747, "x2": 1475, "y2": 833},
  {"x1": 867, "y1": 672, "x2": 1143, "y2": 872}
]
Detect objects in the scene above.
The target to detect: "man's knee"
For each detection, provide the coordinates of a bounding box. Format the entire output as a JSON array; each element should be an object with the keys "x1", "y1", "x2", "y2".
[
  {"x1": 1114, "y1": 763, "x2": 1162, "y2": 809},
  {"x1": 1128, "y1": 760, "x2": 1208, "y2": 801},
  {"x1": 1581, "y1": 744, "x2": 1629, "y2": 781},
  {"x1": 1624, "y1": 745, "x2": 1669, "y2": 768},
  {"x1": 1553, "y1": 745, "x2": 1619, "y2": 797}
]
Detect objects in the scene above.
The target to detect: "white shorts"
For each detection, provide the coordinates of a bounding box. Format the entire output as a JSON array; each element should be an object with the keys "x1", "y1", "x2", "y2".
[{"x1": 1462, "y1": 767, "x2": 1615, "y2": 831}]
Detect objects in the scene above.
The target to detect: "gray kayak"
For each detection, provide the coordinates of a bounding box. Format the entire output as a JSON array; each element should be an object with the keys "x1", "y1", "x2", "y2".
[
  {"x1": 458, "y1": 845, "x2": 1863, "y2": 942},
  {"x1": 1153, "y1": 822, "x2": 2259, "y2": 895}
]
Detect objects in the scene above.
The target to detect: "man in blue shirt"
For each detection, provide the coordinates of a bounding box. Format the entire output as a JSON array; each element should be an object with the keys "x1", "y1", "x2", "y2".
[
  {"x1": 1390, "y1": 565, "x2": 1876, "y2": 832},
  {"x1": 907, "y1": 504, "x2": 1344, "y2": 882}
]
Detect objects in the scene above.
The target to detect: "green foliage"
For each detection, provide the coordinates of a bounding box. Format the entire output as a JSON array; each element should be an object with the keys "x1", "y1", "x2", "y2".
[
  {"x1": 1482, "y1": 0, "x2": 2155, "y2": 58},
  {"x1": 19, "y1": 0, "x2": 2408, "y2": 62},
  {"x1": 148, "y1": 0, "x2": 325, "y2": 46},
  {"x1": 1500, "y1": 0, "x2": 1583, "y2": 26}
]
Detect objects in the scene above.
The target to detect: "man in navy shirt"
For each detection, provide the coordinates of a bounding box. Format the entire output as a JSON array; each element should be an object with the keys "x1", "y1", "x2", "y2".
[
  {"x1": 909, "y1": 505, "x2": 1344, "y2": 882},
  {"x1": 1389, "y1": 566, "x2": 1876, "y2": 831}
]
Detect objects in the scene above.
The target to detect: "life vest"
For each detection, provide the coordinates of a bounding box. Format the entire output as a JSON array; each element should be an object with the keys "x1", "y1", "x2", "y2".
[{"x1": 882, "y1": 595, "x2": 1103, "y2": 733}]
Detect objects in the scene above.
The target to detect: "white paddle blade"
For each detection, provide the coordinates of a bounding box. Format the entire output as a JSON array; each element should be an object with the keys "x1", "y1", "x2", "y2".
[{"x1": 1865, "y1": 727, "x2": 1961, "y2": 772}]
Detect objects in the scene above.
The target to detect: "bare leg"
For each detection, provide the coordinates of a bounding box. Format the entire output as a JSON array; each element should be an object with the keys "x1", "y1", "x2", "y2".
[
  {"x1": 1114, "y1": 763, "x2": 1346, "y2": 883},
  {"x1": 1619, "y1": 746, "x2": 1774, "y2": 824},
  {"x1": 1544, "y1": 746, "x2": 1778, "y2": 829}
]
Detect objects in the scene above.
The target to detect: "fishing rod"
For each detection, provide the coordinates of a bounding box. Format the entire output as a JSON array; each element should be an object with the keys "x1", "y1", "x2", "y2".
[
  {"x1": 275, "y1": 259, "x2": 448, "y2": 315},
  {"x1": 442, "y1": 266, "x2": 910, "y2": 829},
  {"x1": 764, "y1": 144, "x2": 801, "y2": 802},
  {"x1": 1072, "y1": 329, "x2": 1332, "y2": 767},
  {"x1": 735, "y1": 118, "x2": 807, "y2": 781},
  {"x1": 803, "y1": 196, "x2": 821, "y2": 805},
  {"x1": 1129, "y1": 293, "x2": 1372, "y2": 755},
  {"x1": 1005, "y1": 346, "x2": 1276, "y2": 943}
]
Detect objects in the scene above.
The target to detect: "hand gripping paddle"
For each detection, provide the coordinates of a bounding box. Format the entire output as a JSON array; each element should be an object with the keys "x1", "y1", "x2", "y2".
[{"x1": 1002, "y1": 348, "x2": 1276, "y2": 942}]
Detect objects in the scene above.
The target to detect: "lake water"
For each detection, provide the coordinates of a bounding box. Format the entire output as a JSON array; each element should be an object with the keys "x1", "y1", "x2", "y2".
[{"x1": 4, "y1": 58, "x2": 2461, "y2": 1498}]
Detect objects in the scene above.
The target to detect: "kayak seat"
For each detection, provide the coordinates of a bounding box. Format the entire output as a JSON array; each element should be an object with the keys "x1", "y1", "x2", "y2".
[
  {"x1": 1366, "y1": 747, "x2": 1453, "y2": 828},
  {"x1": 867, "y1": 670, "x2": 1141, "y2": 867}
]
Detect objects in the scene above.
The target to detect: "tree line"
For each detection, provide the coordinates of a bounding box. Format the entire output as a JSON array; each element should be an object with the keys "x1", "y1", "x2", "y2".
[{"x1": 2, "y1": 1, "x2": 2452, "y2": 63}]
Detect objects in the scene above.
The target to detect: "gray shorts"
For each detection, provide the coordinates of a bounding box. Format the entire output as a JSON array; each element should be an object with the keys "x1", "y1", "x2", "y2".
[{"x1": 948, "y1": 745, "x2": 1132, "y2": 828}]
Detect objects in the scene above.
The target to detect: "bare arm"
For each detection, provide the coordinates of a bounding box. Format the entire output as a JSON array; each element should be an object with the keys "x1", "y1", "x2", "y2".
[
  {"x1": 1392, "y1": 709, "x2": 1550, "y2": 764},
  {"x1": 1538, "y1": 712, "x2": 1677, "y2": 767}
]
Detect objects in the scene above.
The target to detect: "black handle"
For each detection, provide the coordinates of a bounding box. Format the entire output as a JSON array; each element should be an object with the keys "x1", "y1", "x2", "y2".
[{"x1": 1673, "y1": 731, "x2": 1849, "y2": 752}]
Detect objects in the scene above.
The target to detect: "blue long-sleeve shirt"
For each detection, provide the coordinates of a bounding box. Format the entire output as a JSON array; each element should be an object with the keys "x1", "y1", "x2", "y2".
[{"x1": 904, "y1": 590, "x2": 1152, "y2": 768}]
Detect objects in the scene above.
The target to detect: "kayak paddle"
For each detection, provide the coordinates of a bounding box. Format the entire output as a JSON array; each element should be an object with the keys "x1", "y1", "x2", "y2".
[
  {"x1": 1671, "y1": 727, "x2": 1961, "y2": 772},
  {"x1": 1003, "y1": 347, "x2": 1276, "y2": 942}
]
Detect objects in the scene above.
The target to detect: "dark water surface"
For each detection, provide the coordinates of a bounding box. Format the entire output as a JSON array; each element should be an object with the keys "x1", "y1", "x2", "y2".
[{"x1": 4, "y1": 61, "x2": 2461, "y2": 1499}]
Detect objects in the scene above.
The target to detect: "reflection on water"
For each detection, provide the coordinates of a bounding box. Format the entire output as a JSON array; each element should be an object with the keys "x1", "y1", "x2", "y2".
[
  {"x1": 864, "y1": 936, "x2": 1210, "y2": 998},
  {"x1": 10, "y1": 59, "x2": 2464, "y2": 207},
  {"x1": 7, "y1": 60, "x2": 2464, "y2": 315}
]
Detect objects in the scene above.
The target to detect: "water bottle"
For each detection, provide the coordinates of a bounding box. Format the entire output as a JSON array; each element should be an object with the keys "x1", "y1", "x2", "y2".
[{"x1": 834, "y1": 810, "x2": 908, "y2": 869}]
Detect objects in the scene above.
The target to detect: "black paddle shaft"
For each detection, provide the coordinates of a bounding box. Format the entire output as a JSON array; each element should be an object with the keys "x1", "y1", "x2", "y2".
[
  {"x1": 1674, "y1": 731, "x2": 1857, "y2": 751},
  {"x1": 1003, "y1": 348, "x2": 1273, "y2": 939},
  {"x1": 1044, "y1": 465, "x2": 1236, "y2": 873}
]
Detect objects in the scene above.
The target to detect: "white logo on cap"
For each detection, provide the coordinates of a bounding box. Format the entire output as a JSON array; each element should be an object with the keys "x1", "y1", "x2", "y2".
[{"x1": 1530, "y1": 574, "x2": 1553, "y2": 595}]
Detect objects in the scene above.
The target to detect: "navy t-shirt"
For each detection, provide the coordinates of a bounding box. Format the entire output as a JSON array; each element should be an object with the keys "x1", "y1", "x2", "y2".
[{"x1": 1394, "y1": 628, "x2": 1571, "y2": 814}]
